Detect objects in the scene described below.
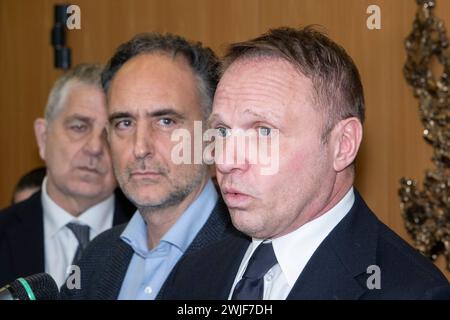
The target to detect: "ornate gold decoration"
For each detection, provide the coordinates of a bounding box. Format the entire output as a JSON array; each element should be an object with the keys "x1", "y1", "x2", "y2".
[{"x1": 400, "y1": 0, "x2": 450, "y2": 270}]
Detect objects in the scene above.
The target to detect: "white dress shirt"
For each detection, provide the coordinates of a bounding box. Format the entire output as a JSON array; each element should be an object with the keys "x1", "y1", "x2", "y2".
[
  {"x1": 41, "y1": 177, "x2": 115, "y2": 288},
  {"x1": 229, "y1": 187, "x2": 355, "y2": 300}
]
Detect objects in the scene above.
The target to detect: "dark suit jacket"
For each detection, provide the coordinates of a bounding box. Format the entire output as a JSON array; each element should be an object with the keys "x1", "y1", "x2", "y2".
[
  {"x1": 60, "y1": 198, "x2": 237, "y2": 299},
  {"x1": 0, "y1": 189, "x2": 134, "y2": 287},
  {"x1": 162, "y1": 191, "x2": 450, "y2": 299}
]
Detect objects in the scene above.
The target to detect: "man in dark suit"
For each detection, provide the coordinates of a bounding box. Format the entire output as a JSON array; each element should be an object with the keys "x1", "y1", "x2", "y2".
[
  {"x1": 0, "y1": 64, "x2": 134, "y2": 288},
  {"x1": 162, "y1": 26, "x2": 450, "y2": 299},
  {"x1": 60, "y1": 33, "x2": 236, "y2": 300}
]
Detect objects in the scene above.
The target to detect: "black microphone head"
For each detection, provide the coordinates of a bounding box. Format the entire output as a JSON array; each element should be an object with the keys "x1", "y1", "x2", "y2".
[{"x1": 10, "y1": 273, "x2": 59, "y2": 300}]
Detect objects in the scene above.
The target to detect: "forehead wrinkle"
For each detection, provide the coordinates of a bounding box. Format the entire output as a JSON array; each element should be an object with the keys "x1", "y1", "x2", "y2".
[
  {"x1": 217, "y1": 81, "x2": 289, "y2": 124},
  {"x1": 214, "y1": 92, "x2": 285, "y2": 128},
  {"x1": 241, "y1": 108, "x2": 281, "y2": 123},
  {"x1": 227, "y1": 56, "x2": 312, "y2": 103},
  {"x1": 65, "y1": 113, "x2": 93, "y2": 122},
  {"x1": 226, "y1": 76, "x2": 288, "y2": 102}
]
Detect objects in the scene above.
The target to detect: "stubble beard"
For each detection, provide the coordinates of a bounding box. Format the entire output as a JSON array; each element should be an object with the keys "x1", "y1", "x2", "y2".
[{"x1": 117, "y1": 165, "x2": 207, "y2": 214}]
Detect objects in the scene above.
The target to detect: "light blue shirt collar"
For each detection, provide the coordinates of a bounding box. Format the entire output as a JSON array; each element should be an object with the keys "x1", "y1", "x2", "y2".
[{"x1": 120, "y1": 179, "x2": 218, "y2": 257}]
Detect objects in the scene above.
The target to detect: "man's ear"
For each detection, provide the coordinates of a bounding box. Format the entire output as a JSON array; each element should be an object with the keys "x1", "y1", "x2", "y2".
[
  {"x1": 34, "y1": 118, "x2": 48, "y2": 161},
  {"x1": 331, "y1": 117, "x2": 363, "y2": 172}
]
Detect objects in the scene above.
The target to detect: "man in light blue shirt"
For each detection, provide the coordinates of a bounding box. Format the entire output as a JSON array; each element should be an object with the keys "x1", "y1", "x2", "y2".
[
  {"x1": 60, "y1": 33, "x2": 236, "y2": 300},
  {"x1": 118, "y1": 180, "x2": 217, "y2": 299}
]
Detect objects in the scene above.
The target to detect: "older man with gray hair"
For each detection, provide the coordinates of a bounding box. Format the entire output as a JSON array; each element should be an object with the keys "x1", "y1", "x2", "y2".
[{"x1": 0, "y1": 64, "x2": 134, "y2": 288}]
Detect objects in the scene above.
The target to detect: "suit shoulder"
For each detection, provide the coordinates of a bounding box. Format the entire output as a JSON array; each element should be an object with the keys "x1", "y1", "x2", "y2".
[
  {"x1": 0, "y1": 204, "x2": 20, "y2": 228},
  {"x1": 0, "y1": 195, "x2": 40, "y2": 231},
  {"x1": 375, "y1": 220, "x2": 449, "y2": 290}
]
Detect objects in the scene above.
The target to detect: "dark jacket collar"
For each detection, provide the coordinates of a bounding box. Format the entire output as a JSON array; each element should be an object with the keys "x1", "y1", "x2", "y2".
[
  {"x1": 112, "y1": 188, "x2": 135, "y2": 225},
  {"x1": 286, "y1": 189, "x2": 379, "y2": 299}
]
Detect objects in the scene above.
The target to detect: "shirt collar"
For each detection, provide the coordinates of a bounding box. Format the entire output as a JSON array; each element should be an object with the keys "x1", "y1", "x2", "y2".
[
  {"x1": 253, "y1": 187, "x2": 355, "y2": 287},
  {"x1": 121, "y1": 179, "x2": 218, "y2": 257},
  {"x1": 42, "y1": 177, "x2": 115, "y2": 239}
]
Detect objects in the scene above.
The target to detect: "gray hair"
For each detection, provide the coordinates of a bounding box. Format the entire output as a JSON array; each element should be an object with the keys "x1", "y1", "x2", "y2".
[
  {"x1": 101, "y1": 33, "x2": 220, "y2": 119},
  {"x1": 44, "y1": 64, "x2": 104, "y2": 123}
]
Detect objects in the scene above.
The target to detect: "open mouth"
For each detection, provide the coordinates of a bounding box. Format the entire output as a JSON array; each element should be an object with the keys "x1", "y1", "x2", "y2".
[{"x1": 222, "y1": 187, "x2": 252, "y2": 207}]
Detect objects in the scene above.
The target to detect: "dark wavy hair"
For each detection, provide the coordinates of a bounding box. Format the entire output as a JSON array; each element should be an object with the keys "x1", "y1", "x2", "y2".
[{"x1": 101, "y1": 32, "x2": 220, "y2": 119}]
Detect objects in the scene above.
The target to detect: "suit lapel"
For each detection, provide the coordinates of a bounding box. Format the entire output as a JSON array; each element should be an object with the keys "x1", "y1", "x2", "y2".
[
  {"x1": 93, "y1": 235, "x2": 134, "y2": 300},
  {"x1": 287, "y1": 244, "x2": 366, "y2": 299},
  {"x1": 206, "y1": 234, "x2": 251, "y2": 299},
  {"x1": 7, "y1": 192, "x2": 45, "y2": 278},
  {"x1": 185, "y1": 198, "x2": 249, "y2": 299},
  {"x1": 185, "y1": 198, "x2": 232, "y2": 255},
  {"x1": 112, "y1": 189, "x2": 135, "y2": 225},
  {"x1": 287, "y1": 190, "x2": 379, "y2": 299}
]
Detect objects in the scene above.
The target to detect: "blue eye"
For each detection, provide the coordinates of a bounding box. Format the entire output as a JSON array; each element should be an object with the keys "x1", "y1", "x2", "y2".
[
  {"x1": 216, "y1": 127, "x2": 230, "y2": 138},
  {"x1": 158, "y1": 118, "x2": 175, "y2": 127},
  {"x1": 258, "y1": 127, "x2": 271, "y2": 136},
  {"x1": 115, "y1": 119, "x2": 132, "y2": 130}
]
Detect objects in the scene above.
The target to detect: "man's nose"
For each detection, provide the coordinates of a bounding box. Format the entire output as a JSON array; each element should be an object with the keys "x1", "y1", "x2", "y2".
[
  {"x1": 215, "y1": 135, "x2": 249, "y2": 174},
  {"x1": 84, "y1": 129, "x2": 106, "y2": 157},
  {"x1": 133, "y1": 123, "x2": 154, "y2": 160}
]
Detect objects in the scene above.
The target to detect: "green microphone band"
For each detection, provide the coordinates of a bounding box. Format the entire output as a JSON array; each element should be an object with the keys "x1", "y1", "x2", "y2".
[{"x1": 17, "y1": 278, "x2": 36, "y2": 300}]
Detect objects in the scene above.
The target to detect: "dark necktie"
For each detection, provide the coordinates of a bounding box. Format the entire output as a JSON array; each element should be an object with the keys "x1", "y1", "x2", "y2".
[
  {"x1": 66, "y1": 222, "x2": 90, "y2": 265},
  {"x1": 231, "y1": 242, "x2": 278, "y2": 300}
]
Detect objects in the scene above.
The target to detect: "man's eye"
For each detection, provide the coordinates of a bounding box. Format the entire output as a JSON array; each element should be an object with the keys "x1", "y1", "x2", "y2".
[
  {"x1": 158, "y1": 118, "x2": 175, "y2": 126},
  {"x1": 258, "y1": 127, "x2": 271, "y2": 136},
  {"x1": 115, "y1": 119, "x2": 132, "y2": 130},
  {"x1": 216, "y1": 127, "x2": 230, "y2": 138},
  {"x1": 70, "y1": 124, "x2": 87, "y2": 133}
]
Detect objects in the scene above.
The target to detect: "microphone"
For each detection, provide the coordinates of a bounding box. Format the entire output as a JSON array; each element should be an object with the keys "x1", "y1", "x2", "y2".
[{"x1": 0, "y1": 273, "x2": 59, "y2": 300}]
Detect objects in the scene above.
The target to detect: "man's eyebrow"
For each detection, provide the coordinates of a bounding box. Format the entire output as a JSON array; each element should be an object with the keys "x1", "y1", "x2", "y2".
[
  {"x1": 108, "y1": 112, "x2": 133, "y2": 123},
  {"x1": 147, "y1": 108, "x2": 186, "y2": 120},
  {"x1": 108, "y1": 108, "x2": 187, "y2": 124},
  {"x1": 207, "y1": 109, "x2": 281, "y2": 128},
  {"x1": 64, "y1": 114, "x2": 93, "y2": 124},
  {"x1": 242, "y1": 108, "x2": 281, "y2": 122}
]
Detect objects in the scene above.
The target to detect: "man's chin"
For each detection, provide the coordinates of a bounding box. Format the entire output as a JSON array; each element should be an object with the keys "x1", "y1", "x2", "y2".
[
  {"x1": 231, "y1": 212, "x2": 267, "y2": 238},
  {"x1": 77, "y1": 171, "x2": 106, "y2": 184},
  {"x1": 125, "y1": 190, "x2": 188, "y2": 211},
  {"x1": 124, "y1": 193, "x2": 166, "y2": 209},
  {"x1": 234, "y1": 224, "x2": 269, "y2": 240},
  {"x1": 68, "y1": 183, "x2": 111, "y2": 200}
]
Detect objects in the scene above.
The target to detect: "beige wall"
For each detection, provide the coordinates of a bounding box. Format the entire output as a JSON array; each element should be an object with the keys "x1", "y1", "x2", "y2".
[{"x1": 1, "y1": 0, "x2": 449, "y2": 278}]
